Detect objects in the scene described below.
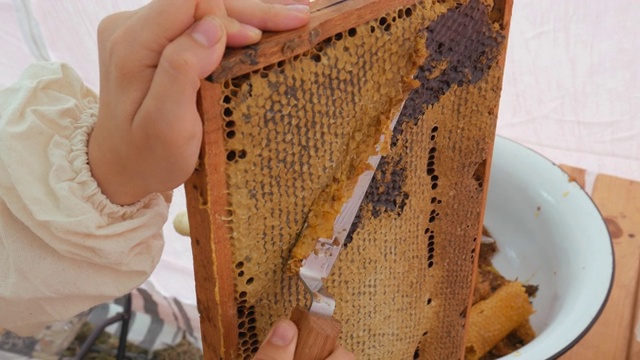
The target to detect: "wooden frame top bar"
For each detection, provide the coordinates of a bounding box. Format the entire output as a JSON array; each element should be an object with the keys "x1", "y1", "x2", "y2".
[{"x1": 210, "y1": 0, "x2": 416, "y2": 81}]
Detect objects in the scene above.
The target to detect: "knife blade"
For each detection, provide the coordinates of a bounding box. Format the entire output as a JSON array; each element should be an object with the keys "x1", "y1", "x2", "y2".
[{"x1": 290, "y1": 101, "x2": 405, "y2": 360}]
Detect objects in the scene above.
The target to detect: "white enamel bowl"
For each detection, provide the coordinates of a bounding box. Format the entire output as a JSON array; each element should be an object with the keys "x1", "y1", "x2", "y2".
[{"x1": 485, "y1": 136, "x2": 614, "y2": 360}]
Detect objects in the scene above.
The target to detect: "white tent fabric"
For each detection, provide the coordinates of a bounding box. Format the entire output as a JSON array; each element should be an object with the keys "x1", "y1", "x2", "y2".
[
  {"x1": 0, "y1": 0, "x2": 36, "y2": 88},
  {"x1": 1, "y1": 0, "x2": 638, "y2": 350},
  {"x1": 497, "y1": 0, "x2": 640, "y2": 183}
]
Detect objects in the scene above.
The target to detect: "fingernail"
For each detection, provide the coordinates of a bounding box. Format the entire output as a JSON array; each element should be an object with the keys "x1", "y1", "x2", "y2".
[
  {"x1": 241, "y1": 23, "x2": 263, "y2": 38},
  {"x1": 268, "y1": 322, "x2": 296, "y2": 346},
  {"x1": 192, "y1": 16, "x2": 223, "y2": 47},
  {"x1": 287, "y1": 4, "x2": 310, "y2": 13}
]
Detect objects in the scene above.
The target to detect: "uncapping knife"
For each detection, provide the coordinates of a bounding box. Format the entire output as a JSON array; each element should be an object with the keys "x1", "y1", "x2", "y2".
[{"x1": 290, "y1": 103, "x2": 405, "y2": 360}]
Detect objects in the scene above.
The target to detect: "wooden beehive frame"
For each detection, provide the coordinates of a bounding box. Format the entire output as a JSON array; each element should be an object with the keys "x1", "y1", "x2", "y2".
[{"x1": 185, "y1": 0, "x2": 514, "y2": 358}]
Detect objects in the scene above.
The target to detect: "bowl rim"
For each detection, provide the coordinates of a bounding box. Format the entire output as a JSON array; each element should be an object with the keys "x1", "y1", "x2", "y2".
[{"x1": 492, "y1": 136, "x2": 615, "y2": 360}]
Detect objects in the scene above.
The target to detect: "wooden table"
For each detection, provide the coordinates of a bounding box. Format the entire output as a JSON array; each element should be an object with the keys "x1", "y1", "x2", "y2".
[{"x1": 558, "y1": 165, "x2": 640, "y2": 360}]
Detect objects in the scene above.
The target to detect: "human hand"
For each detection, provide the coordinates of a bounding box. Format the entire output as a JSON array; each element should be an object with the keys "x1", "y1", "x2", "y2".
[
  {"x1": 255, "y1": 319, "x2": 355, "y2": 360},
  {"x1": 89, "y1": 0, "x2": 310, "y2": 205}
]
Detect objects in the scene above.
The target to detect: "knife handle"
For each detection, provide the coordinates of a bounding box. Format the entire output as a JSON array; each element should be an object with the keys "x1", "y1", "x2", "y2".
[{"x1": 290, "y1": 306, "x2": 342, "y2": 360}]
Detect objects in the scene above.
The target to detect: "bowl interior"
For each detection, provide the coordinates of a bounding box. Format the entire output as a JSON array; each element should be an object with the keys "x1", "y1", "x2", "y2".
[{"x1": 483, "y1": 137, "x2": 613, "y2": 360}]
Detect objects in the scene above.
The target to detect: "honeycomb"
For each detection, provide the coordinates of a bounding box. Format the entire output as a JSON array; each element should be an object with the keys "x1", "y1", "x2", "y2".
[{"x1": 186, "y1": 0, "x2": 512, "y2": 358}]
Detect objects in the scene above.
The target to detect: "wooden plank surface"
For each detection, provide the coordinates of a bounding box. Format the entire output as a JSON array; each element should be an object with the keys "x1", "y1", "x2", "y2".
[{"x1": 559, "y1": 165, "x2": 640, "y2": 360}]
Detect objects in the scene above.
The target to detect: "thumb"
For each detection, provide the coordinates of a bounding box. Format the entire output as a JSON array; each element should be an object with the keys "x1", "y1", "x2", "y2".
[
  {"x1": 139, "y1": 16, "x2": 226, "y2": 127},
  {"x1": 128, "y1": 16, "x2": 227, "y2": 196},
  {"x1": 254, "y1": 320, "x2": 298, "y2": 360}
]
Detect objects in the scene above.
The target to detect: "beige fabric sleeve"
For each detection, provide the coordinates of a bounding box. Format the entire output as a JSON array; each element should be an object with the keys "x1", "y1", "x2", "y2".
[{"x1": 0, "y1": 62, "x2": 169, "y2": 335}]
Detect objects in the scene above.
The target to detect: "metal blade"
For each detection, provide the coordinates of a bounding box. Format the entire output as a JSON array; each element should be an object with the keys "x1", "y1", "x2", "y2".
[{"x1": 299, "y1": 101, "x2": 405, "y2": 317}]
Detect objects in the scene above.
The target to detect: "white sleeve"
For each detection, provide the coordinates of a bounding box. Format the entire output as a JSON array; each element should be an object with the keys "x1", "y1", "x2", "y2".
[{"x1": 0, "y1": 62, "x2": 169, "y2": 335}]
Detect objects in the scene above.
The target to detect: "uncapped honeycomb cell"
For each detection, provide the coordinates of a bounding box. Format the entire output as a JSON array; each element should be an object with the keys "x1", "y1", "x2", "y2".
[
  {"x1": 220, "y1": 6, "x2": 433, "y2": 356},
  {"x1": 188, "y1": 0, "x2": 512, "y2": 358}
]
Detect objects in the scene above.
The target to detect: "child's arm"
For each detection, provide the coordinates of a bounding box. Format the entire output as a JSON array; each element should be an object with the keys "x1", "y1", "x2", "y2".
[
  {"x1": 90, "y1": 0, "x2": 311, "y2": 205},
  {"x1": 0, "y1": 62, "x2": 168, "y2": 335},
  {"x1": 0, "y1": 0, "x2": 310, "y2": 335}
]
